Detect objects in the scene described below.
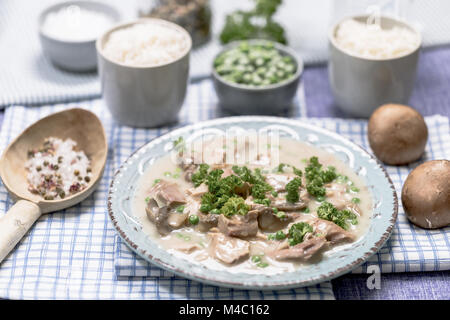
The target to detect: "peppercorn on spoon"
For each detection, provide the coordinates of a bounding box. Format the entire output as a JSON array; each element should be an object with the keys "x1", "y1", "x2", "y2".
[{"x1": 0, "y1": 108, "x2": 107, "y2": 264}]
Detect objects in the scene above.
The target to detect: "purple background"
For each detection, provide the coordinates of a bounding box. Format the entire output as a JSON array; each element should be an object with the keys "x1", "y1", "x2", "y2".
[{"x1": 0, "y1": 46, "x2": 448, "y2": 300}]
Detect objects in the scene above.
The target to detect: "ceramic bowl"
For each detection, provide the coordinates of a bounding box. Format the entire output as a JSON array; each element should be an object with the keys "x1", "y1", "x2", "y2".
[
  {"x1": 38, "y1": 1, "x2": 121, "y2": 72},
  {"x1": 108, "y1": 116, "x2": 398, "y2": 290},
  {"x1": 212, "y1": 40, "x2": 303, "y2": 115},
  {"x1": 96, "y1": 18, "x2": 192, "y2": 128},
  {"x1": 328, "y1": 15, "x2": 422, "y2": 118}
]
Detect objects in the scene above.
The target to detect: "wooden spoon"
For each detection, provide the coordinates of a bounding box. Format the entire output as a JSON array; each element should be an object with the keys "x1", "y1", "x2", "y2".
[{"x1": 0, "y1": 108, "x2": 108, "y2": 263}]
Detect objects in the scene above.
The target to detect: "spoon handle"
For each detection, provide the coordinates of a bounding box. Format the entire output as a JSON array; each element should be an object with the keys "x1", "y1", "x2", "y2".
[{"x1": 0, "y1": 200, "x2": 41, "y2": 264}]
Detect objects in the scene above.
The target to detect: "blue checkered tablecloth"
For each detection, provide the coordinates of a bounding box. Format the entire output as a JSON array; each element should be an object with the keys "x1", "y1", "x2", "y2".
[
  {"x1": 0, "y1": 79, "x2": 448, "y2": 300},
  {"x1": 0, "y1": 81, "x2": 334, "y2": 300}
]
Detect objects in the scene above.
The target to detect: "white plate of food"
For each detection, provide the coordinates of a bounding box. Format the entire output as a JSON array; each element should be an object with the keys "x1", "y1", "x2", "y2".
[{"x1": 108, "y1": 116, "x2": 397, "y2": 290}]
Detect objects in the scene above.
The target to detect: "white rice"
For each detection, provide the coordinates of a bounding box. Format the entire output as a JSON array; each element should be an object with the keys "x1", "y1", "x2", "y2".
[
  {"x1": 42, "y1": 5, "x2": 114, "y2": 42},
  {"x1": 102, "y1": 22, "x2": 189, "y2": 66},
  {"x1": 26, "y1": 137, "x2": 92, "y2": 200},
  {"x1": 335, "y1": 19, "x2": 420, "y2": 59}
]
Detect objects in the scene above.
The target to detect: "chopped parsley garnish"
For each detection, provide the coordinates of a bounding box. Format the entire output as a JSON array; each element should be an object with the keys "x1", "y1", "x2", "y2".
[
  {"x1": 304, "y1": 156, "x2": 337, "y2": 198},
  {"x1": 335, "y1": 174, "x2": 349, "y2": 184},
  {"x1": 191, "y1": 164, "x2": 210, "y2": 187},
  {"x1": 351, "y1": 197, "x2": 361, "y2": 204},
  {"x1": 274, "y1": 230, "x2": 286, "y2": 240},
  {"x1": 293, "y1": 167, "x2": 303, "y2": 177},
  {"x1": 209, "y1": 171, "x2": 242, "y2": 197},
  {"x1": 254, "y1": 198, "x2": 271, "y2": 206},
  {"x1": 201, "y1": 196, "x2": 220, "y2": 213},
  {"x1": 285, "y1": 177, "x2": 302, "y2": 203},
  {"x1": 176, "y1": 233, "x2": 191, "y2": 241},
  {"x1": 275, "y1": 163, "x2": 302, "y2": 177},
  {"x1": 251, "y1": 183, "x2": 273, "y2": 200},
  {"x1": 275, "y1": 211, "x2": 286, "y2": 219},
  {"x1": 176, "y1": 205, "x2": 185, "y2": 213},
  {"x1": 276, "y1": 163, "x2": 287, "y2": 173},
  {"x1": 317, "y1": 201, "x2": 358, "y2": 230},
  {"x1": 232, "y1": 165, "x2": 254, "y2": 182},
  {"x1": 220, "y1": 197, "x2": 250, "y2": 217},
  {"x1": 306, "y1": 183, "x2": 326, "y2": 198},
  {"x1": 194, "y1": 164, "x2": 294, "y2": 217},
  {"x1": 210, "y1": 208, "x2": 220, "y2": 215},
  {"x1": 288, "y1": 222, "x2": 313, "y2": 246},
  {"x1": 257, "y1": 262, "x2": 269, "y2": 268},
  {"x1": 250, "y1": 254, "x2": 269, "y2": 267},
  {"x1": 232, "y1": 166, "x2": 272, "y2": 200},
  {"x1": 200, "y1": 192, "x2": 217, "y2": 213}
]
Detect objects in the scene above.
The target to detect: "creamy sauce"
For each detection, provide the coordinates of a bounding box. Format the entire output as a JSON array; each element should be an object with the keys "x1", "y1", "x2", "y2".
[{"x1": 133, "y1": 137, "x2": 373, "y2": 274}]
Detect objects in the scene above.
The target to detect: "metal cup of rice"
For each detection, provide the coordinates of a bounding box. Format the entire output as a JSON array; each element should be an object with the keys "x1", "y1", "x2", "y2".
[{"x1": 96, "y1": 18, "x2": 192, "y2": 127}]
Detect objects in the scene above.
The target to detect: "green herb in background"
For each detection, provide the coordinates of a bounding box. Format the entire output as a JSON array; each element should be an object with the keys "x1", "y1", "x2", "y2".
[{"x1": 220, "y1": 0, "x2": 287, "y2": 44}]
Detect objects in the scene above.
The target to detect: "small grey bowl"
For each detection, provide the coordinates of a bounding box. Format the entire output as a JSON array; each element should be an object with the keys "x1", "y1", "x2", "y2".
[
  {"x1": 38, "y1": 1, "x2": 121, "y2": 72},
  {"x1": 328, "y1": 15, "x2": 422, "y2": 118},
  {"x1": 97, "y1": 18, "x2": 192, "y2": 128},
  {"x1": 212, "y1": 40, "x2": 303, "y2": 115}
]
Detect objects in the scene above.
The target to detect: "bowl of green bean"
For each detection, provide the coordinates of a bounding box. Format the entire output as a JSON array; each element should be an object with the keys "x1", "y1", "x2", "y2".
[{"x1": 212, "y1": 40, "x2": 303, "y2": 115}]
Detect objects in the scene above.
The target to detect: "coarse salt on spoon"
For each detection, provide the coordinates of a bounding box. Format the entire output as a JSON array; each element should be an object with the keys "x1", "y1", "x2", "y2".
[{"x1": 0, "y1": 108, "x2": 107, "y2": 264}]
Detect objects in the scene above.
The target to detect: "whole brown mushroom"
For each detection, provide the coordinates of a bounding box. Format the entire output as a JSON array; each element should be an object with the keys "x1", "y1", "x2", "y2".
[
  {"x1": 368, "y1": 104, "x2": 428, "y2": 165},
  {"x1": 402, "y1": 160, "x2": 450, "y2": 229}
]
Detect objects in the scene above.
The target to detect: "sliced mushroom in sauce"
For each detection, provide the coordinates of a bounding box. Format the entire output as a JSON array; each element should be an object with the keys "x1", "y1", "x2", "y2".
[{"x1": 135, "y1": 136, "x2": 372, "y2": 273}]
